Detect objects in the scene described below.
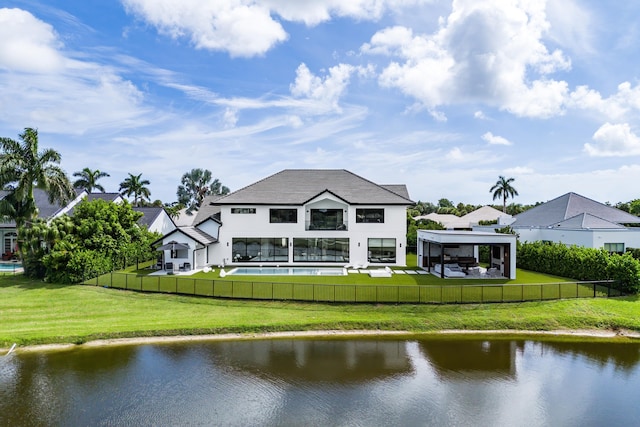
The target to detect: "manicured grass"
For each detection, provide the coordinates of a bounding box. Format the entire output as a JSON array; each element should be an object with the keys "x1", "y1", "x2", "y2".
[{"x1": 1, "y1": 274, "x2": 639, "y2": 348}]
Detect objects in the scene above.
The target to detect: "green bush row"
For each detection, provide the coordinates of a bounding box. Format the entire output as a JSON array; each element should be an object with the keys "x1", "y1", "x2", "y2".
[{"x1": 517, "y1": 241, "x2": 640, "y2": 294}]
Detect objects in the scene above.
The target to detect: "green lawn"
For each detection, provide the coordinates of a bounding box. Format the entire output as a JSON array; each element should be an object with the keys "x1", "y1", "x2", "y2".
[{"x1": 2, "y1": 274, "x2": 639, "y2": 349}]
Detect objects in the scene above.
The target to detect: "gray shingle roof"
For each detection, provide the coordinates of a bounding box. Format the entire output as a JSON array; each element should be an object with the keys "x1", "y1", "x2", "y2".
[
  {"x1": 86, "y1": 192, "x2": 122, "y2": 202},
  {"x1": 513, "y1": 192, "x2": 640, "y2": 228},
  {"x1": 214, "y1": 170, "x2": 413, "y2": 205},
  {"x1": 133, "y1": 207, "x2": 164, "y2": 228},
  {"x1": 153, "y1": 226, "x2": 218, "y2": 246},
  {"x1": 553, "y1": 213, "x2": 626, "y2": 230}
]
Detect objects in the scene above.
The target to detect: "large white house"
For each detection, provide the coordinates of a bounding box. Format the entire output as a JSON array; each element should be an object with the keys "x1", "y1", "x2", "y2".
[{"x1": 154, "y1": 169, "x2": 413, "y2": 270}]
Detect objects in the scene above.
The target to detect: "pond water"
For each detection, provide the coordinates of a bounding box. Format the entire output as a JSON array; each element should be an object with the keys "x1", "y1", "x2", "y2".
[{"x1": 1, "y1": 337, "x2": 640, "y2": 426}]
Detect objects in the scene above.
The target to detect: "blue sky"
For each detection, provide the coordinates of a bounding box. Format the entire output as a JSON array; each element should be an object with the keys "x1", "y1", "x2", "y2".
[{"x1": 2, "y1": 0, "x2": 640, "y2": 206}]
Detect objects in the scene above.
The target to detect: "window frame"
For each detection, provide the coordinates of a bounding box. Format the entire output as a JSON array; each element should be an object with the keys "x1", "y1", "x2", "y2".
[
  {"x1": 356, "y1": 208, "x2": 385, "y2": 223},
  {"x1": 269, "y1": 208, "x2": 298, "y2": 223}
]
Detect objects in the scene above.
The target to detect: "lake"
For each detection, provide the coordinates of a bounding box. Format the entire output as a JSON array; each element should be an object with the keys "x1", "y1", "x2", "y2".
[{"x1": 1, "y1": 337, "x2": 640, "y2": 426}]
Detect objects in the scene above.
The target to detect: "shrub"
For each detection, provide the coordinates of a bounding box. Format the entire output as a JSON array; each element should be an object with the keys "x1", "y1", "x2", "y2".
[{"x1": 517, "y1": 241, "x2": 640, "y2": 293}]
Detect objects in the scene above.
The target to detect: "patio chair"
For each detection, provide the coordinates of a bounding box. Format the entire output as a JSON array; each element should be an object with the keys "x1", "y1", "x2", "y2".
[
  {"x1": 184, "y1": 262, "x2": 191, "y2": 271},
  {"x1": 165, "y1": 262, "x2": 174, "y2": 271}
]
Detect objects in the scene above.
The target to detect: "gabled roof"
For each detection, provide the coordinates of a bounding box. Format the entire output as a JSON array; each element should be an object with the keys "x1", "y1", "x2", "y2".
[
  {"x1": 133, "y1": 207, "x2": 165, "y2": 228},
  {"x1": 414, "y1": 213, "x2": 459, "y2": 224},
  {"x1": 154, "y1": 226, "x2": 218, "y2": 246},
  {"x1": 513, "y1": 192, "x2": 640, "y2": 228},
  {"x1": 552, "y1": 213, "x2": 626, "y2": 230},
  {"x1": 86, "y1": 192, "x2": 122, "y2": 202},
  {"x1": 446, "y1": 206, "x2": 509, "y2": 229},
  {"x1": 193, "y1": 195, "x2": 224, "y2": 224},
  {"x1": 213, "y1": 169, "x2": 413, "y2": 205}
]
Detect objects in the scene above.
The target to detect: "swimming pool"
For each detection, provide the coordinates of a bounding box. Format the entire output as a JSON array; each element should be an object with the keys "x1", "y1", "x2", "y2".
[
  {"x1": 228, "y1": 267, "x2": 347, "y2": 276},
  {"x1": 0, "y1": 263, "x2": 22, "y2": 271}
]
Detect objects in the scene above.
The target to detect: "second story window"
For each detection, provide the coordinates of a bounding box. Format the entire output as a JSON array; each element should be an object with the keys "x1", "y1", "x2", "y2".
[
  {"x1": 231, "y1": 208, "x2": 256, "y2": 214},
  {"x1": 356, "y1": 208, "x2": 384, "y2": 223},
  {"x1": 270, "y1": 209, "x2": 298, "y2": 223}
]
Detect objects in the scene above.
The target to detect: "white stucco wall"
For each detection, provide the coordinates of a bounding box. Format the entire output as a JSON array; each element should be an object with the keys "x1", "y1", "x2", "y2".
[
  {"x1": 516, "y1": 227, "x2": 640, "y2": 250},
  {"x1": 208, "y1": 202, "x2": 408, "y2": 266}
]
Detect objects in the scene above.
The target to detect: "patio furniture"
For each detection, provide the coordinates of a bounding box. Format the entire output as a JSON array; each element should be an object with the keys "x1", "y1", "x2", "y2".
[
  {"x1": 165, "y1": 262, "x2": 174, "y2": 271},
  {"x1": 184, "y1": 262, "x2": 191, "y2": 271},
  {"x1": 434, "y1": 263, "x2": 466, "y2": 278}
]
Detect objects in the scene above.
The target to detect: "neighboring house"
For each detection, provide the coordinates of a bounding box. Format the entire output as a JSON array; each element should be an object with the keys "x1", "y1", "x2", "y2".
[
  {"x1": 154, "y1": 169, "x2": 413, "y2": 270},
  {"x1": 133, "y1": 207, "x2": 176, "y2": 235},
  {"x1": 0, "y1": 190, "x2": 174, "y2": 255},
  {"x1": 507, "y1": 192, "x2": 640, "y2": 252},
  {"x1": 416, "y1": 206, "x2": 510, "y2": 230}
]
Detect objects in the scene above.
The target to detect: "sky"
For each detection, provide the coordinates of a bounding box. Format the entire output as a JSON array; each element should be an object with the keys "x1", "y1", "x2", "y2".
[{"x1": 2, "y1": 0, "x2": 640, "y2": 206}]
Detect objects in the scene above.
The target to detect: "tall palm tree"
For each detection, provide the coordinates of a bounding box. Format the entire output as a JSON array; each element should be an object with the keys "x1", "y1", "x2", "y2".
[
  {"x1": 490, "y1": 175, "x2": 518, "y2": 213},
  {"x1": 119, "y1": 173, "x2": 151, "y2": 206},
  {"x1": 0, "y1": 127, "x2": 74, "y2": 228},
  {"x1": 73, "y1": 167, "x2": 110, "y2": 193},
  {"x1": 177, "y1": 168, "x2": 229, "y2": 214}
]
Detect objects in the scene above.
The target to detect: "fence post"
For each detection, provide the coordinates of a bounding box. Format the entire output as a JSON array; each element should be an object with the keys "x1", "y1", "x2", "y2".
[{"x1": 593, "y1": 282, "x2": 596, "y2": 298}]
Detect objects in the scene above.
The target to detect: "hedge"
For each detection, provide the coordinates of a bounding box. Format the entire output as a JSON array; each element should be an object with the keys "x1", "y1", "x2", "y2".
[{"x1": 517, "y1": 241, "x2": 640, "y2": 294}]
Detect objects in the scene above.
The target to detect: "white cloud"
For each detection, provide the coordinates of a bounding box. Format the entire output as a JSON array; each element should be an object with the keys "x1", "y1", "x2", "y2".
[
  {"x1": 290, "y1": 63, "x2": 356, "y2": 113},
  {"x1": 584, "y1": 122, "x2": 640, "y2": 157},
  {"x1": 121, "y1": 0, "x2": 428, "y2": 57},
  {"x1": 569, "y1": 82, "x2": 640, "y2": 121},
  {"x1": 0, "y1": 8, "x2": 147, "y2": 134},
  {"x1": 504, "y1": 166, "x2": 533, "y2": 175},
  {"x1": 482, "y1": 131, "x2": 512, "y2": 146},
  {"x1": 0, "y1": 8, "x2": 65, "y2": 73},
  {"x1": 363, "y1": 0, "x2": 571, "y2": 118},
  {"x1": 545, "y1": 0, "x2": 595, "y2": 55},
  {"x1": 121, "y1": 0, "x2": 288, "y2": 57},
  {"x1": 222, "y1": 108, "x2": 238, "y2": 128},
  {"x1": 474, "y1": 110, "x2": 488, "y2": 120}
]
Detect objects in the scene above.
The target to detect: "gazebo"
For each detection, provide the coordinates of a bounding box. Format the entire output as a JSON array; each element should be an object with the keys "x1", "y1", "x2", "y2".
[{"x1": 417, "y1": 230, "x2": 517, "y2": 279}]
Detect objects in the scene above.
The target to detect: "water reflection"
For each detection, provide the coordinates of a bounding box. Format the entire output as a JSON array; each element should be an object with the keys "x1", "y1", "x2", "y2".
[
  {"x1": 212, "y1": 339, "x2": 413, "y2": 383},
  {"x1": 1, "y1": 337, "x2": 639, "y2": 426}
]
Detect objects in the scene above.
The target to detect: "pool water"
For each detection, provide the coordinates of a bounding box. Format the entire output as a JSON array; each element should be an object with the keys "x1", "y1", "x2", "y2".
[
  {"x1": 229, "y1": 267, "x2": 347, "y2": 276},
  {"x1": 0, "y1": 263, "x2": 21, "y2": 271}
]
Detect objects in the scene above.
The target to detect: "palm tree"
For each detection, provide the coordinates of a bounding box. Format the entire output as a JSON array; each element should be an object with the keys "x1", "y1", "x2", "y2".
[
  {"x1": 73, "y1": 167, "x2": 110, "y2": 193},
  {"x1": 177, "y1": 168, "x2": 229, "y2": 214},
  {"x1": 0, "y1": 127, "x2": 74, "y2": 229},
  {"x1": 490, "y1": 175, "x2": 518, "y2": 213},
  {"x1": 119, "y1": 173, "x2": 151, "y2": 206}
]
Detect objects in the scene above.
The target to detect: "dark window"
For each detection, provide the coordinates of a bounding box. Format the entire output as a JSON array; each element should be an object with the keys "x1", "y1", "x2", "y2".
[
  {"x1": 293, "y1": 238, "x2": 349, "y2": 262},
  {"x1": 604, "y1": 243, "x2": 624, "y2": 254},
  {"x1": 232, "y1": 238, "x2": 289, "y2": 262},
  {"x1": 368, "y1": 238, "x2": 396, "y2": 263},
  {"x1": 308, "y1": 209, "x2": 346, "y2": 230},
  {"x1": 231, "y1": 208, "x2": 256, "y2": 214},
  {"x1": 270, "y1": 209, "x2": 298, "y2": 223},
  {"x1": 356, "y1": 208, "x2": 384, "y2": 223}
]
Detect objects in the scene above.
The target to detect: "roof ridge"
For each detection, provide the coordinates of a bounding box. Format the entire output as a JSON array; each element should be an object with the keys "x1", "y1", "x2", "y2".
[{"x1": 343, "y1": 170, "x2": 414, "y2": 203}]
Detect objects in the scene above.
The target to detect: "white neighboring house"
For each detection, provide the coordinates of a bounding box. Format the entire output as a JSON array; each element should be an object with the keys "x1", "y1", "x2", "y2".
[
  {"x1": 507, "y1": 192, "x2": 640, "y2": 252},
  {"x1": 416, "y1": 206, "x2": 511, "y2": 229},
  {"x1": 154, "y1": 169, "x2": 413, "y2": 270}
]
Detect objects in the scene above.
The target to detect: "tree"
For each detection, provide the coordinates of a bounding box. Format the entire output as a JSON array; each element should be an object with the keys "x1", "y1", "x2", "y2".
[
  {"x1": 27, "y1": 199, "x2": 161, "y2": 283},
  {"x1": 0, "y1": 128, "x2": 74, "y2": 226},
  {"x1": 490, "y1": 176, "x2": 518, "y2": 213},
  {"x1": 0, "y1": 128, "x2": 74, "y2": 270},
  {"x1": 72, "y1": 167, "x2": 110, "y2": 193},
  {"x1": 119, "y1": 173, "x2": 151, "y2": 206},
  {"x1": 177, "y1": 168, "x2": 229, "y2": 214}
]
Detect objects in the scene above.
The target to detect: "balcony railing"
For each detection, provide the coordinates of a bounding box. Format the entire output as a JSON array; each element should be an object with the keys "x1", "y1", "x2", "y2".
[{"x1": 306, "y1": 221, "x2": 348, "y2": 231}]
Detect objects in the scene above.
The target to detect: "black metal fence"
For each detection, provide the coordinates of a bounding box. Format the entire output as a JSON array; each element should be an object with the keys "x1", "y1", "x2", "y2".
[{"x1": 83, "y1": 272, "x2": 621, "y2": 304}]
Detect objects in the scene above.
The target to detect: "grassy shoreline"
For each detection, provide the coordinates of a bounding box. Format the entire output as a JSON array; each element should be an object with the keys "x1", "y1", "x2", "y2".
[{"x1": 2, "y1": 275, "x2": 640, "y2": 350}]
